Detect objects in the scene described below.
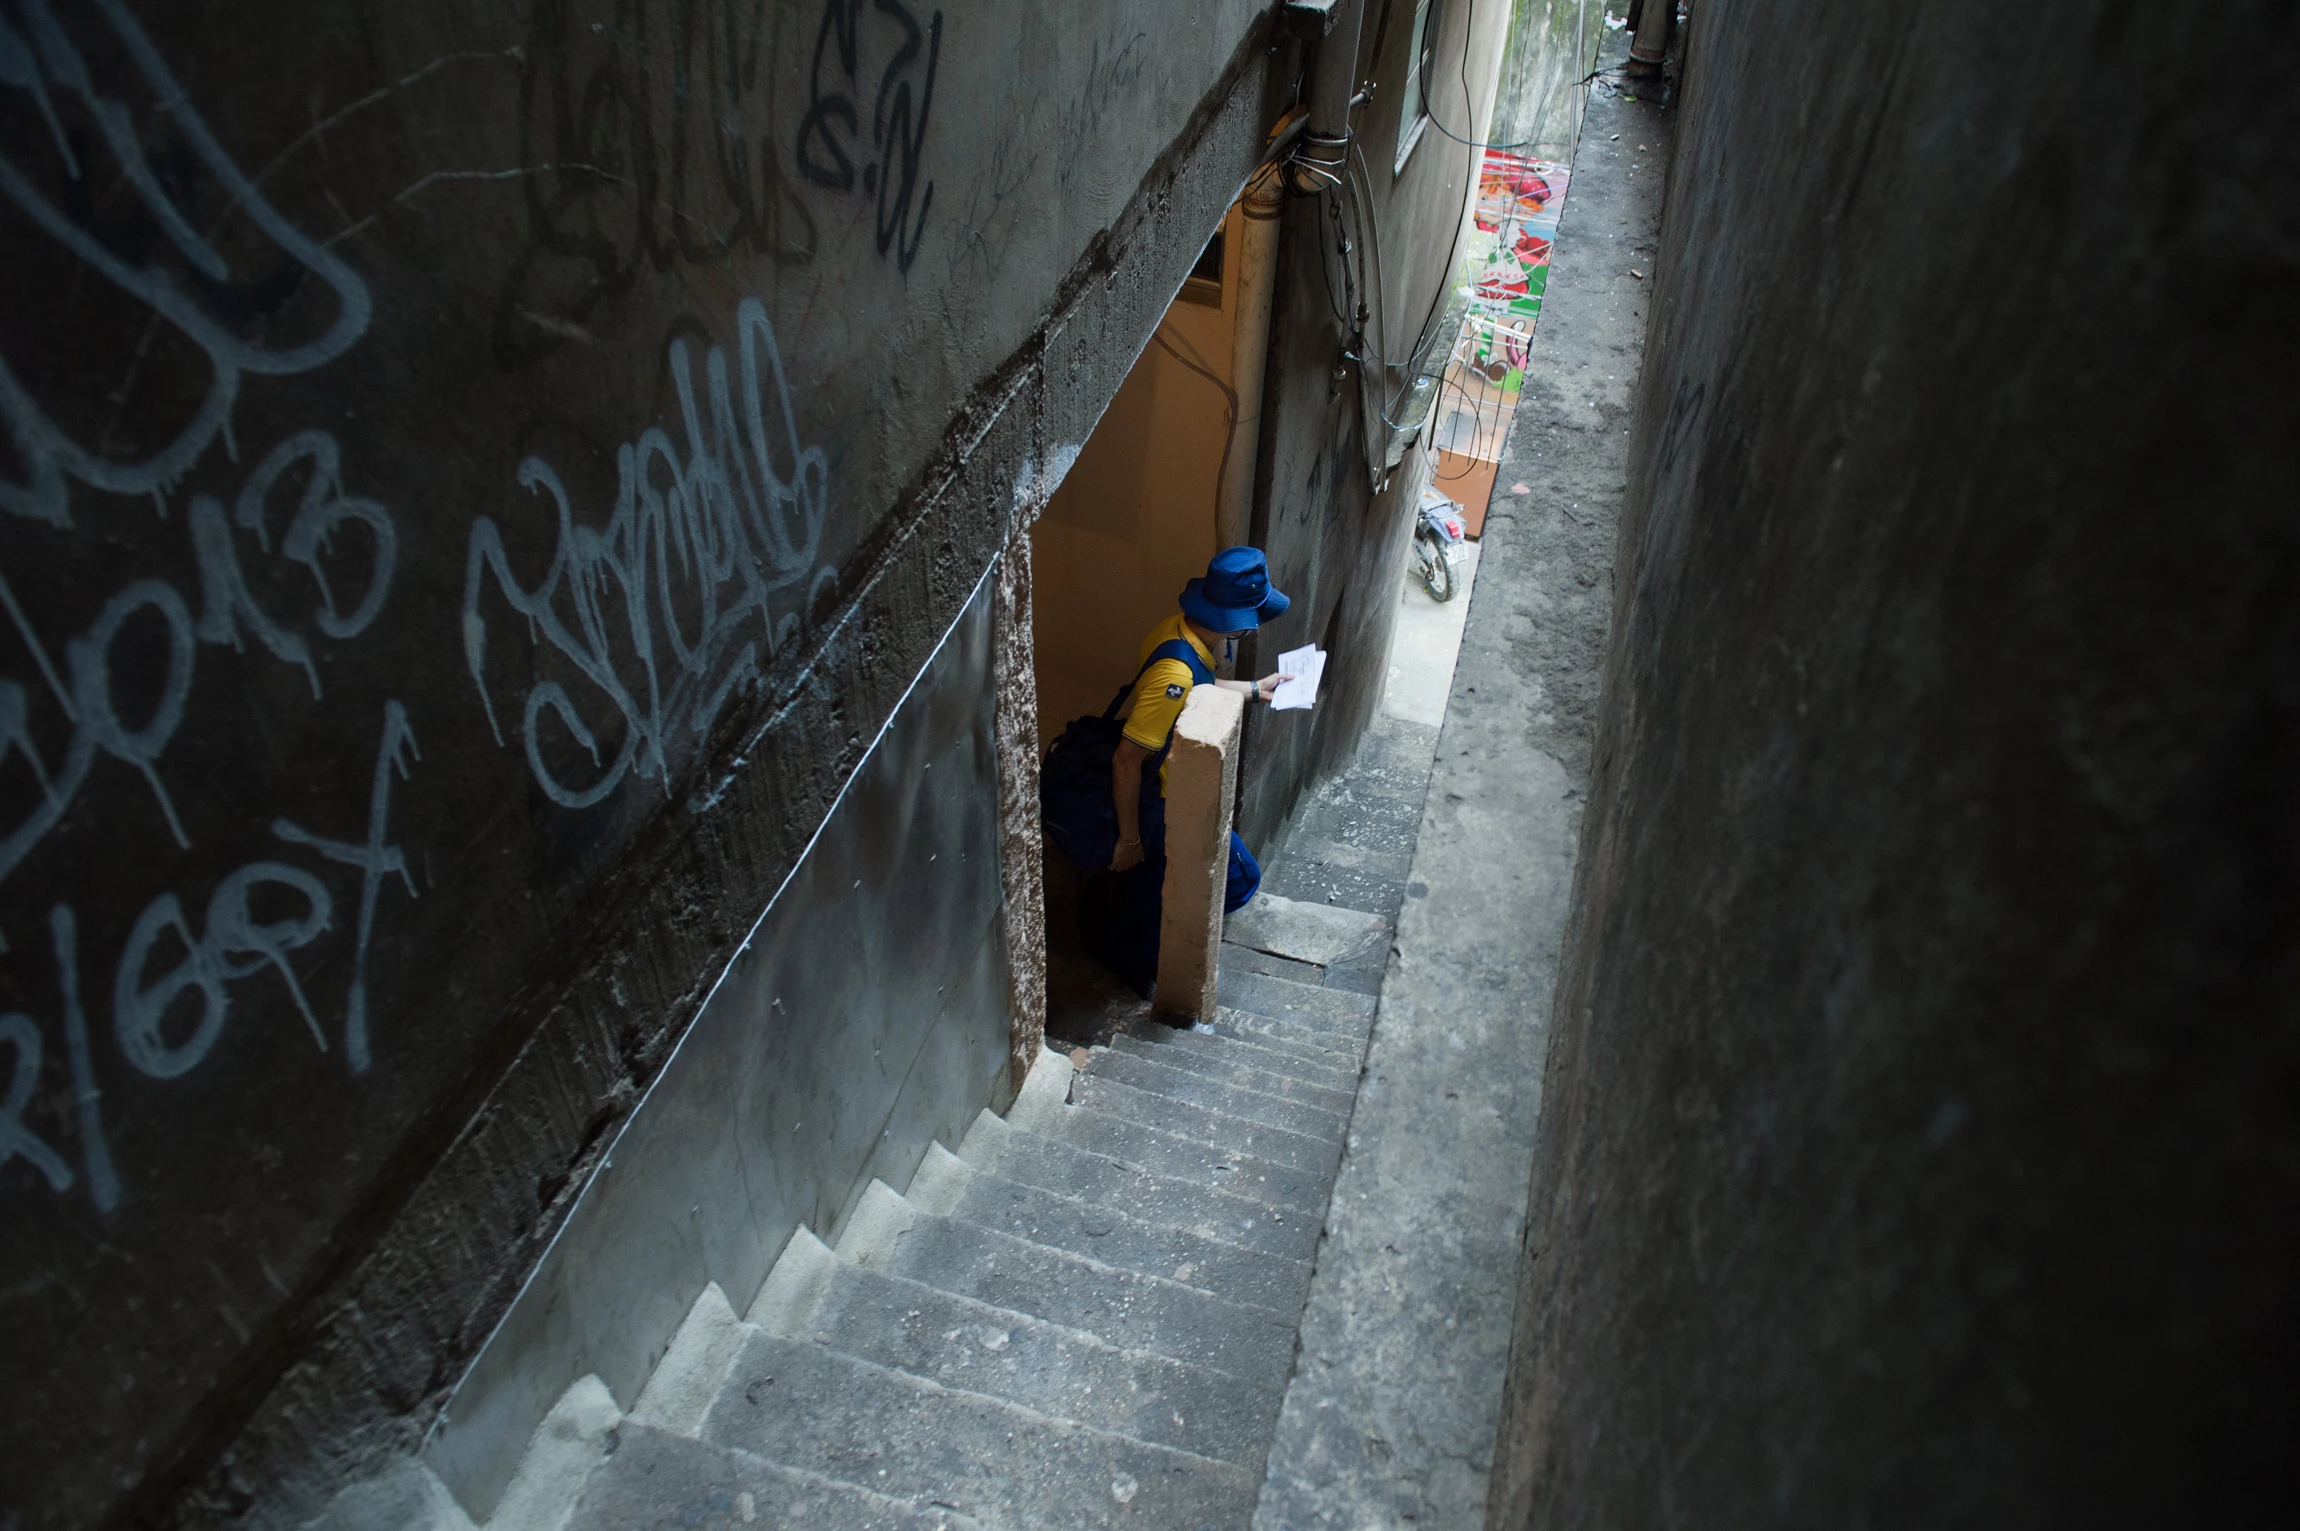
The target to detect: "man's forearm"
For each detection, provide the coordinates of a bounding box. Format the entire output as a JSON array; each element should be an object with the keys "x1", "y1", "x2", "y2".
[{"x1": 1113, "y1": 751, "x2": 1143, "y2": 843}]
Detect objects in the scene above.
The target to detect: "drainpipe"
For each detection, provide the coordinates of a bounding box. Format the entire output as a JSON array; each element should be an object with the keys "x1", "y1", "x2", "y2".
[
  {"x1": 1626, "y1": 0, "x2": 1676, "y2": 77},
  {"x1": 1302, "y1": 0, "x2": 1365, "y2": 151},
  {"x1": 1216, "y1": 161, "x2": 1285, "y2": 554}
]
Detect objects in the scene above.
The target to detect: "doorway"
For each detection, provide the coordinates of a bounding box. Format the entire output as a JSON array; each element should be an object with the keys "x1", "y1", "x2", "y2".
[{"x1": 1031, "y1": 199, "x2": 1251, "y2": 1041}]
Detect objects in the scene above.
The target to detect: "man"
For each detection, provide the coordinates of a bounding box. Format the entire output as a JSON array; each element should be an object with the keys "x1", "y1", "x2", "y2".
[{"x1": 1089, "y1": 546, "x2": 1294, "y2": 994}]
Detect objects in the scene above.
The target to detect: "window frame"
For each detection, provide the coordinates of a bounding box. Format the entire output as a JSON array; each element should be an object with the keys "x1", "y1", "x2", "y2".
[{"x1": 1393, "y1": 0, "x2": 1443, "y2": 176}]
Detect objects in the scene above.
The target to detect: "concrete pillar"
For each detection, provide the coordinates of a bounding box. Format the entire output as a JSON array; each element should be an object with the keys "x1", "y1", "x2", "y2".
[{"x1": 1155, "y1": 684, "x2": 1246, "y2": 1019}]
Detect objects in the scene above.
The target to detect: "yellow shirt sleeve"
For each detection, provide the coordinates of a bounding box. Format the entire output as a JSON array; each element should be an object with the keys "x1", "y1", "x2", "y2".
[{"x1": 1120, "y1": 658, "x2": 1197, "y2": 751}]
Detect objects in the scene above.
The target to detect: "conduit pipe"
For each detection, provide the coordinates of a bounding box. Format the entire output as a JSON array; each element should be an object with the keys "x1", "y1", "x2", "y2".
[
  {"x1": 1304, "y1": 0, "x2": 1366, "y2": 149},
  {"x1": 1216, "y1": 161, "x2": 1285, "y2": 553}
]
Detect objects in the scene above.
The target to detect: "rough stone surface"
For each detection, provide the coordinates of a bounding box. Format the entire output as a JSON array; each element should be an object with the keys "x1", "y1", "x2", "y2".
[
  {"x1": 952, "y1": 1146, "x2": 1323, "y2": 1267},
  {"x1": 989, "y1": 1114, "x2": 1327, "y2": 1228},
  {"x1": 794, "y1": 1261, "x2": 1279, "y2": 1466},
  {"x1": 1111, "y1": 1026, "x2": 1363, "y2": 1098},
  {"x1": 702, "y1": 1332, "x2": 1259, "y2": 1531},
  {"x1": 1255, "y1": 35, "x2": 1659, "y2": 1530},
  {"x1": 1118, "y1": 1018, "x2": 1361, "y2": 1085},
  {"x1": 1493, "y1": 2, "x2": 2300, "y2": 1526},
  {"x1": 867, "y1": 1210, "x2": 1305, "y2": 1371},
  {"x1": 995, "y1": 532, "x2": 1048, "y2": 1090},
  {"x1": 1158, "y1": 684, "x2": 1247, "y2": 1020},
  {"x1": 1217, "y1": 969, "x2": 1381, "y2": 1035},
  {"x1": 1064, "y1": 1073, "x2": 1342, "y2": 1180},
  {"x1": 1225, "y1": 892, "x2": 1391, "y2": 969},
  {"x1": 1084, "y1": 1045, "x2": 1356, "y2": 1133},
  {"x1": 566, "y1": 1424, "x2": 979, "y2": 1531},
  {"x1": 1211, "y1": 1007, "x2": 1365, "y2": 1066}
]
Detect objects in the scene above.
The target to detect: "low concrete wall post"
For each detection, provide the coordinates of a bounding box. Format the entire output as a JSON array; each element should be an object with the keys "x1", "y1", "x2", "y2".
[{"x1": 1157, "y1": 685, "x2": 1246, "y2": 1019}]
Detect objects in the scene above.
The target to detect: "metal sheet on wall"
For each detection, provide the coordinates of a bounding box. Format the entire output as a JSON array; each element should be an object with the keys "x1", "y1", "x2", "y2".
[{"x1": 427, "y1": 564, "x2": 1012, "y2": 1517}]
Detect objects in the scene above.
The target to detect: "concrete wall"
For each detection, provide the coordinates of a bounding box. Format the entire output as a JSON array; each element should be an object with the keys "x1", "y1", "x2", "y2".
[
  {"x1": 1032, "y1": 203, "x2": 1242, "y2": 748},
  {"x1": 0, "y1": 2, "x2": 1286, "y2": 1525},
  {"x1": 1239, "y1": 0, "x2": 1514, "y2": 849},
  {"x1": 1491, "y1": 1, "x2": 2300, "y2": 1524}
]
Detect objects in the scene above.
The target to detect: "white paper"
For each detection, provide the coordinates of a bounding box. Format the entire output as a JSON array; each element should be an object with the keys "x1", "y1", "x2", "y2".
[{"x1": 1270, "y1": 644, "x2": 1326, "y2": 711}]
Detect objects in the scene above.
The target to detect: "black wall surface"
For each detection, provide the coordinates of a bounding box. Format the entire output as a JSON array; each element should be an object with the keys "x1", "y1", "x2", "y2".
[
  {"x1": 0, "y1": 1, "x2": 1281, "y2": 1525},
  {"x1": 1492, "y1": 1, "x2": 2299, "y2": 1525}
]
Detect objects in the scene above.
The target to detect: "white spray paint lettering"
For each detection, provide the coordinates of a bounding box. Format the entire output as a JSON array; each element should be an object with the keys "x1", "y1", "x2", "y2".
[
  {"x1": 0, "y1": 1, "x2": 419, "y2": 1209},
  {"x1": 0, "y1": 0, "x2": 372, "y2": 528},
  {"x1": 464, "y1": 298, "x2": 832, "y2": 808}
]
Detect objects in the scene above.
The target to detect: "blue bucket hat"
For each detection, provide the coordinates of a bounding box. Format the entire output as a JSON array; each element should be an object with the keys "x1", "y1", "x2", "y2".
[{"x1": 1180, "y1": 546, "x2": 1291, "y2": 632}]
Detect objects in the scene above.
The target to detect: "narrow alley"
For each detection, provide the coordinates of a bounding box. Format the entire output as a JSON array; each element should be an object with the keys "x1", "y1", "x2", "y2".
[{"x1": 3, "y1": 4, "x2": 2290, "y2": 1531}]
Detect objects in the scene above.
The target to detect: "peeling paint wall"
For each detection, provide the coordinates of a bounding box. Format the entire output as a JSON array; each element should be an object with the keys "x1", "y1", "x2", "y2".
[{"x1": 0, "y1": 2, "x2": 1285, "y2": 1524}]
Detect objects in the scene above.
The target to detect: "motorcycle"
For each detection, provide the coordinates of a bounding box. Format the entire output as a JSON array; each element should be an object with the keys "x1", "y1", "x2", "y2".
[{"x1": 1412, "y1": 491, "x2": 1469, "y2": 603}]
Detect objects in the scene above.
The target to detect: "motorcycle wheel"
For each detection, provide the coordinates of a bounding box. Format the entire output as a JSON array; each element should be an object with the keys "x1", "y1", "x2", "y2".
[{"x1": 1417, "y1": 531, "x2": 1455, "y2": 603}]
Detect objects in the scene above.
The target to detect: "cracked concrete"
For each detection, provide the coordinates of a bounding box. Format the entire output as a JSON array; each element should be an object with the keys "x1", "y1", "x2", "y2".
[{"x1": 1253, "y1": 36, "x2": 1673, "y2": 1531}]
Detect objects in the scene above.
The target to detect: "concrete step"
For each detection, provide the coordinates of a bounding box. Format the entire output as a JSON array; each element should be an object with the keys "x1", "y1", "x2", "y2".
[
  {"x1": 1113, "y1": 1023, "x2": 1361, "y2": 1095},
  {"x1": 1092, "y1": 1038, "x2": 1357, "y2": 1119},
  {"x1": 785, "y1": 1259, "x2": 1280, "y2": 1467},
  {"x1": 701, "y1": 1330, "x2": 1259, "y2": 1530},
  {"x1": 566, "y1": 1420, "x2": 981, "y2": 1530},
  {"x1": 1005, "y1": 1048, "x2": 1331, "y2": 1205},
  {"x1": 1286, "y1": 780, "x2": 1425, "y2": 848},
  {"x1": 1016, "y1": 1111, "x2": 1324, "y2": 1222},
  {"x1": 1207, "y1": 1006, "x2": 1369, "y2": 1068},
  {"x1": 855, "y1": 1202, "x2": 1303, "y2": 1386},
  {"x1": 918, "y1": 1138, "x2": 1320, "y2": 1291},
  {"x1": 1215, "y1": 967, "x2": 1380, "y2": 1037},
  {"x1": 1065, "y1": 1071, "x2": 1342, "y2": 1179},
  {"x1": 961, "y1": 1115, "x2": 1324, "y2": 1254}
]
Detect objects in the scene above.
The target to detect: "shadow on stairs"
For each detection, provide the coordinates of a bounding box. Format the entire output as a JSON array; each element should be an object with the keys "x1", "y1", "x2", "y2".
[
  {"x1": 470, "y1": 719, "x2": 1442, "y2": 1530},
  {"x1": 509, "y1": 960, "x2": 1378, "y2": 1531}
]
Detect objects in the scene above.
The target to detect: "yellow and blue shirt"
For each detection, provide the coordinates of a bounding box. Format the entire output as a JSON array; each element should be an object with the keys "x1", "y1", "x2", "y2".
[{"x1": 1119, "y1": 614, "x2": 1217, "y2": 794}]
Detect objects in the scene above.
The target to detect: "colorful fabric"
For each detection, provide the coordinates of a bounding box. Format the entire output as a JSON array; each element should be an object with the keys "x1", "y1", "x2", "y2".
[{"x1": 1469, "y1": 151, "x2": 1570, "y2": 327}]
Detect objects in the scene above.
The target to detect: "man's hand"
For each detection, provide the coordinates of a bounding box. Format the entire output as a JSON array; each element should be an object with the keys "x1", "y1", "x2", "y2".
[
  {"x1": 1111, "y1": 736, "x2": 1149, "y2": 872},
  {"x1": 1256, "y1": 672, "x2": 1294, "y2": 703}
]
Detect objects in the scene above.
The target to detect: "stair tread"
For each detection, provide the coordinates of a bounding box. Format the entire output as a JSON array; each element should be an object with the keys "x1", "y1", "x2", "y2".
[
  {"x1": 1090, "y1": 1041, "x2": 1356, "y2": 1120},
  {"x1": 870, "y1": 1208, "x2": 1304, "y2": 1378},
  {"x1": 1112, "y1": 1025, "x2": 1360, "y2": 1093},
  {"x1": 800, "y1": 1262, "x2": 1283, "y2": 1463},
  {"x1": 566, "y1": 1420, "x2": 980, "y2": 1531},
  {"x1": 1207, "y1": 1006, "x2": 1368, "y2": 1064},
  {"x1": 1062, "y1": 1073, "x2": 1342, "y2": 1177},
  {"x1": 1214, "y1": 967, "x2": 1379, "y2": 1034},
  {"x1": 1008, "y1": 1106, "x2": 1327, "y2": 1218},
  {"x1": 949, "y1": 1157, "x2": 1321, "y2": 1276},
  {"x1": 703, "y1": 1331, "x2": 1258, "y2": 1531}
]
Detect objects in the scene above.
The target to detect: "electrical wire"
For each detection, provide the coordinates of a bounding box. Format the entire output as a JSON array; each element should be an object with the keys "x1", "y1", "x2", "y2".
[
  {"x1": 1149, "y1": 325, "x2": 1242, "y2": 524},
  {"x1": 1419, "y1": 0, "x2": 1606, "y2": 151},
  {"x1": 1280, "y1": 0, "x2": 1600, "y2": 477}
]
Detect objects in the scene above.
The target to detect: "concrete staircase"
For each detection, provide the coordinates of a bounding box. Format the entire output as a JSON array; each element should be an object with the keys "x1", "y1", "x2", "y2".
[{"x1": 498, "y1": 959, "x2": 1378, "y2": 1531}]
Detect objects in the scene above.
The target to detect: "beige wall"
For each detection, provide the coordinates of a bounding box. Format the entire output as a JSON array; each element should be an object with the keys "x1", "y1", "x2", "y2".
[{"x1": 1033, "y1": 201, "x2": 1245, "y2": 748}]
